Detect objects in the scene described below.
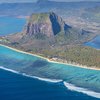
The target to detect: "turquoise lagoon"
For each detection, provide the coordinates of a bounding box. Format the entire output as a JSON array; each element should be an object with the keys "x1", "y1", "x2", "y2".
[
  {"x1": 0, "y1": 16, "x2": 26, "y2": 36},
  {"x1": 0, "y1": 45, "x2": 100, "y2": 99}
]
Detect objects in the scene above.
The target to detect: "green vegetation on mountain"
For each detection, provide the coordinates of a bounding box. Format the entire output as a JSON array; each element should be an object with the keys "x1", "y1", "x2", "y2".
[{"x1": 29, "y1": 13, "x2": 50, "y2": 23}]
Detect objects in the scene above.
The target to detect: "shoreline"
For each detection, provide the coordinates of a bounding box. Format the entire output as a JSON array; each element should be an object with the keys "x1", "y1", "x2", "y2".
[{"x1": 0, "y1": 44, "x2": 100, "y2": 71}]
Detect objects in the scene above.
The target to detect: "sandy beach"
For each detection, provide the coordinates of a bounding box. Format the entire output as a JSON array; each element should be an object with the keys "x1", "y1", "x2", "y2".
[{"x1": 0, "y1": 44, "x2": 100, "y2": 71}]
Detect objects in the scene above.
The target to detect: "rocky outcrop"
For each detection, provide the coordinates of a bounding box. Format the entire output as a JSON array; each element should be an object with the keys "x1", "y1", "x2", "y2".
[
  {"x1": 26, "y1": 21, "x2": 53, "y2": 37},
  {"x1": 24, "y1": 12, "x2": 71, "y2": 37}
]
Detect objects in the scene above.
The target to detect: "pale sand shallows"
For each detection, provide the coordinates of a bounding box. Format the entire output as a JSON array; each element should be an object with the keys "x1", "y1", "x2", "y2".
[{"x1": 0, "y1": 44, "x2": 100, "y2": 71}]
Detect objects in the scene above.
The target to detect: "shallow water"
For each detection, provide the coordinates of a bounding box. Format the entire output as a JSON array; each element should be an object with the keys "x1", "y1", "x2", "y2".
[
  {"x1": 0, "y1": 45, "x2": 100, "y2": 99},
  {"x1": 85, "y1": 35, "x2": 100, "y2": 49},
  {"x1": 0, "y1": 16, "x2": 26, "y2": 36}
]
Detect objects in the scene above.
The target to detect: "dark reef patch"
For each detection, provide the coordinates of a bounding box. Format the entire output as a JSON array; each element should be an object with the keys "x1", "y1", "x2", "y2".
[{"x1": 30, "y1": 60, "x2": 49, "y2": 68}]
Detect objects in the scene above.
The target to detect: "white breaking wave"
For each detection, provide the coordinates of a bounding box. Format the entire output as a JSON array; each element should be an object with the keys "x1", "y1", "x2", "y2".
[
  {"x1": 22, "y1": 73, "x2": 62, "y2": 83},
  {"x1": 63, "y1": 81, "x2": 100, "y2": 99},
  {"x1": 0, "y1": 66, "x2": 19, "y2": 74},
  {"x1": 1, "y1": 66, "x2": 100, "y2": 99},
  {"x1": 0, "y1": 66, "x2": 62, "y2": 83}
]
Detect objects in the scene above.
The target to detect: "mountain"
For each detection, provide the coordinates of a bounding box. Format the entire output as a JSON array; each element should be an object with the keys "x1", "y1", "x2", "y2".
[
  {"x1": 0, "y1": 0, "x2": 100, "y2": 36},
  {"x1": 1, "y1": 12, "x2": 94, "y2": 48},
  {"x1": 0, "y1": 0, "x2": 100, "y2": 35},
  {"x1": 24, "y1": 12, "x2": 71, "y2": 37}
]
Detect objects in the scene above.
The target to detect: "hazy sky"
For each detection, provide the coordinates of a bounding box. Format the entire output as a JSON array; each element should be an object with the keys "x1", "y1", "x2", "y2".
[
  {"x1": 0, "y1": 0, "x2": 35, "y2": 3},
  {"x1": 0, "y1": 0, "x2": 99, "y2": 3},
  {"x1": 51, "y1": 0, "x2": 100, "y2": 1}
]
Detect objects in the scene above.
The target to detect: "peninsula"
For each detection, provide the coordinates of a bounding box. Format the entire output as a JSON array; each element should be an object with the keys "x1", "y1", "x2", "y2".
[{"x1": 0, "y1": 12, "x2": 100, "y2": 69}]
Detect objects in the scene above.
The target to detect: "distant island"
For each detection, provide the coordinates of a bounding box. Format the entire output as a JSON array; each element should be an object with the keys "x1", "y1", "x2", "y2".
[{"x1": 0, "y1": 12, "x2": 100, "y2": 69}]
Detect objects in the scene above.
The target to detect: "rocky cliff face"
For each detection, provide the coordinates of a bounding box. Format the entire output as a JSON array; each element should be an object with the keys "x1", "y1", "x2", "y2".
[
  {"x1": 24, "y1": 12, "x2": 71, "y2": 38},
  {"x1": 26, "y1": 20, "x2": 53, "y2": 37}
]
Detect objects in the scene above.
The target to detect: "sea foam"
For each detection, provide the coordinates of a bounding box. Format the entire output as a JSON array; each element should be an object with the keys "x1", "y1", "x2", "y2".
[
  {"x1": 22, "y1": 73, "x2": 62, "y2": 83},
  {"x1": 0, "y1": 66, "x2": 19, "y2": 74},
  {"x1": 1, "y1": 66, "x2": 100, "y2": 99},
  {"x1": 64, "y1": 81, "x2": 100, "y2": 99},
  {"x1": 0, "y1": 66, "x2": 62, "y2": 83}
]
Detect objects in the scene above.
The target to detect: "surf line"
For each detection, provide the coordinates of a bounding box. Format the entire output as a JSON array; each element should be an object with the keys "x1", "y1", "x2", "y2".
[
  {"x1": 0, "y1": 66, "x2": 62, "y2": 83},
  {"x1": 64, "y1": 81, "x2": 100, "y2": 99},
  {"x1": 0, "y1": 66, "x2": 100, "y2": 99}
]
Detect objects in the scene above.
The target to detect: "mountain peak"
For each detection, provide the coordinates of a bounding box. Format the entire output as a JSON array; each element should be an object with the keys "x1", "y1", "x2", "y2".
[{"x1": 25, "y1": 12, "x2": 70, "y2": 37}]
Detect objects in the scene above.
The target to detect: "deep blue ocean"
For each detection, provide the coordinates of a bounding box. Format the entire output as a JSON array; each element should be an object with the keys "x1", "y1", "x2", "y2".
[
  {"x1": 0, "y1": 69, "x2": 99, "y2": 100},
  {"x1": 0, "y1": 16, "x2": 100, "y2": 100}
]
